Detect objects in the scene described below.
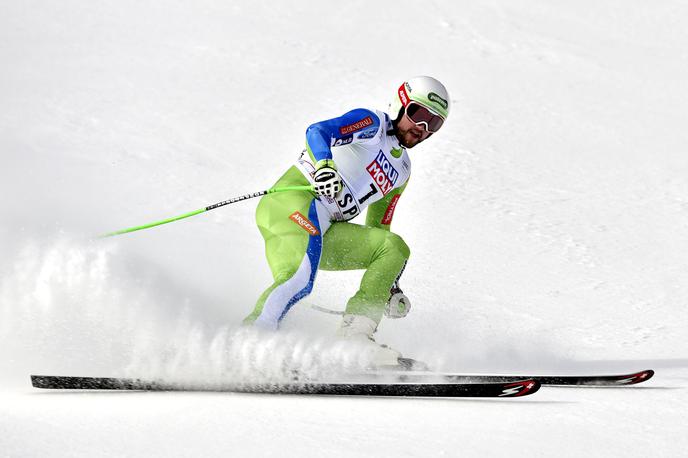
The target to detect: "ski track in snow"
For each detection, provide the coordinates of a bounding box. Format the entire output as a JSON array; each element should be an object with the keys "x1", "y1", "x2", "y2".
[{"x1": 1, "y1": 0, "x2": 688, "y2": 456}]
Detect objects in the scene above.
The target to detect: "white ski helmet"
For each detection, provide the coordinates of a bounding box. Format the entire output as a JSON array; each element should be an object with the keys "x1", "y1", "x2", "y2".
[{"x1": 390, "y1": 76, "x2": 450, "y2": 125}]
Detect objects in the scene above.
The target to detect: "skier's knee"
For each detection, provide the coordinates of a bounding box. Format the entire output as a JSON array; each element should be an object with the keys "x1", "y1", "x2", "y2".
[{"x1": 385, "y1": 232, "x2": 410, "y2": 260}]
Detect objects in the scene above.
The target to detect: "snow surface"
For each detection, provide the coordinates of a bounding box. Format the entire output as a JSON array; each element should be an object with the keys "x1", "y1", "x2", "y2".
[{"x1": 2, "y1": 0, "x2": 688, "y2": 456}]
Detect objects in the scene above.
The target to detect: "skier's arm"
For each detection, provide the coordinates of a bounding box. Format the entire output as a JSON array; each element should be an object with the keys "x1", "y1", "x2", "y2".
[
  {"x1": 305, "y1": 108, "x2": 381, "y2": 164},
  {"x1": 365, "y1": 182, "x2": 407, "y2": 231}
]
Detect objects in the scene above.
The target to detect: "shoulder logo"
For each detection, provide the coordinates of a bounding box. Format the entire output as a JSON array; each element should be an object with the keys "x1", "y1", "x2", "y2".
[
  {"x1": 428, "y1": 92, "x2": 448, "y2": 110},
  {"x1": 340, "y1": 116, "x2": 374, "y2": 135},
  {"x1": 357, "y1": 128, "x2": 378, "y2": 140},
  {"x1": 331, "y1": 135, "x2": 353, "y2": 147}
]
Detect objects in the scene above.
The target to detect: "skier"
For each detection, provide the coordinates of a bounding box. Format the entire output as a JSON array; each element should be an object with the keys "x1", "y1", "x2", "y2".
[{"x1": 244, "y1": 76, "x2": 450, "y2": 366}]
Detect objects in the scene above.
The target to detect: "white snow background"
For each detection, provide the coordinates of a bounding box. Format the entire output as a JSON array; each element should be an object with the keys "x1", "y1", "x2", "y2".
[{"x1": 1, "y1": 0, "x2": 688, "y2": 456}]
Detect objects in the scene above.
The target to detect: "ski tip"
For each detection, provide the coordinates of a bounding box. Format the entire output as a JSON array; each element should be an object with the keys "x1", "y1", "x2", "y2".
[
  {"x1": 617, "y1": 369, "x2": 654, "y2": 385},
  {"x1": 498, "y1": 379, "x2": 541, "y2": 397}
]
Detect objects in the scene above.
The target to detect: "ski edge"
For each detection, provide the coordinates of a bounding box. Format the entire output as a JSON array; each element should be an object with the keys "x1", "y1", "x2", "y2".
[{"x1": 30, "y1": 375, "x2": 540, "y2": 398}]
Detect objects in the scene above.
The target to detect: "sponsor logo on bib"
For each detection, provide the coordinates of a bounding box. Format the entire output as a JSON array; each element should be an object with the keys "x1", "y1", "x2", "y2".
[{"x1": 366, "y1": 151, "x2": 399, "y2": 195}]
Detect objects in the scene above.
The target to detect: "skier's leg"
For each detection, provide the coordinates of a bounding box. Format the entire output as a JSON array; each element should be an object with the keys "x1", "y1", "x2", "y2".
[
  {"x1": 244, "y1": 167, "x2": 330, "y2": 330},
  {"x1": 320, "y1": 222, "x2": 410, "y2": 324}
]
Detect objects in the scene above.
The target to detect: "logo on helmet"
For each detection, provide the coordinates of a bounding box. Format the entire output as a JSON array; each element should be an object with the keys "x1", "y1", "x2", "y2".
[
  {"x1": 428, "y1": 92, "x2": 448, "y2": 110},
  {"x1": 398, "y1": 83, "x2": 410, "y2": 107}
]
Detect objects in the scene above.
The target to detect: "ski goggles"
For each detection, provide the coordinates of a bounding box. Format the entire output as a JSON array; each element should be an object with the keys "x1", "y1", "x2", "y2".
[{"x1": 405, "y1": 102, "x2": 445, "y2": 133}]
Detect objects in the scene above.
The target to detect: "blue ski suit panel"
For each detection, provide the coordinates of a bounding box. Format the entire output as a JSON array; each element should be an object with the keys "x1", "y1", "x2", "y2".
[{"x1": 305, "y1": 108, "x2": 382, "y2": 162}]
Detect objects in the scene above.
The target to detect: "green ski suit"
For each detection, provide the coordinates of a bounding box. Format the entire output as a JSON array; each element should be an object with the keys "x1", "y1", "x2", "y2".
[{"x1": 245, "y1": 108, "x2": 411, "y2": 330}]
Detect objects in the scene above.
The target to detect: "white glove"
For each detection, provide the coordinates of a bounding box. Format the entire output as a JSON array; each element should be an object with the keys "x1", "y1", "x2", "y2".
[
  {"x1": 313, "y1": 160, "x2": 342, "y2": 198},
  {"x1": 385, "y1": 287, "x2": 411, "y2": 319}
]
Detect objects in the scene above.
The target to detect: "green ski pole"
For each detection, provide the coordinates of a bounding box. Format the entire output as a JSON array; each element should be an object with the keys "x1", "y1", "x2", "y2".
[{"x1": 101, "y1": 184, "x2": 314, "y2": 238}]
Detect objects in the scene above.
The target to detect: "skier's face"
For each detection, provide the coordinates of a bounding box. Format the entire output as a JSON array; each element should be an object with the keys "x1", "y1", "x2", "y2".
[{"x1": 395, "y1": 112, "x2": 432, "y2": 148}]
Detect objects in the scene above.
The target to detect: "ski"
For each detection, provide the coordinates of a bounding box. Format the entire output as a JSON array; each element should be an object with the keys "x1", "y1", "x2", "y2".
[
  {"x1": 30, "y1": 375, "x2": 540, "y2": 398},
  {"x1": 374, "y1": 369, "x2": 654, "y2": 386}
]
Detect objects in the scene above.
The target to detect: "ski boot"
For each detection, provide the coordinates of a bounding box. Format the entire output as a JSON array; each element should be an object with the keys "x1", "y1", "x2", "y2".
[
  {"x1": 337, "y1": 314, "x2": 401, "y2": 366},
  {"x1": 336, "y1": 314, "x2": 426, "y2": 370}
]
